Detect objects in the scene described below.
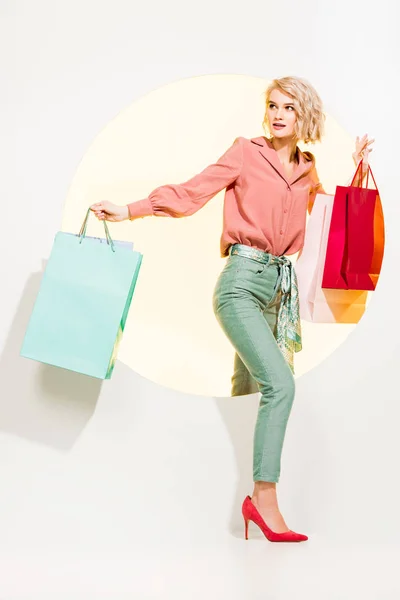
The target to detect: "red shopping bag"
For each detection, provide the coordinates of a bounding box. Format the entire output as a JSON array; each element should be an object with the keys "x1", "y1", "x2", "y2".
[{"x1": 322, "y1": 161, "x2": 385, "y2": 291}]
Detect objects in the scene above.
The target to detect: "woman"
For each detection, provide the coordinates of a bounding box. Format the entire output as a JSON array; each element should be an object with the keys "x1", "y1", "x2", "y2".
[{"x1": 91, "y1": 76, "x2": 374, "y2": 543}]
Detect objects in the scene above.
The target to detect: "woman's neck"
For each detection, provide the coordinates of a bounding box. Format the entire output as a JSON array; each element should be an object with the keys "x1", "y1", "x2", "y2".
[{"x1": 270, "y1": 136, "x2": 299, "y2": 164}]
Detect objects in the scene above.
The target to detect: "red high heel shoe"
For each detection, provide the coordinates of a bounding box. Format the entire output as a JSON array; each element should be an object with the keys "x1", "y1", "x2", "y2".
[{"x1": 242, "y1": 496, "x2": 308, "y2": 542}]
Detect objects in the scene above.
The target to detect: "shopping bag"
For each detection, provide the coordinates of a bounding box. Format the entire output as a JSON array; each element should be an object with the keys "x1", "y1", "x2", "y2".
[
  {"x1": 20, "y1": 208, "x2": 142, "y2": 379},
  {"x1": 322, "y1": 162, "x2": 384, "y2": 290},
  {"x1": 295, "y1": 194, "x2": 368, "y2": 323}
]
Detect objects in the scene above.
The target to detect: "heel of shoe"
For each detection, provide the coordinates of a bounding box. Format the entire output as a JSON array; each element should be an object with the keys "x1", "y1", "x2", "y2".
[{"x1": 244, "y1": 516, "x2": 249, "y2": 540}]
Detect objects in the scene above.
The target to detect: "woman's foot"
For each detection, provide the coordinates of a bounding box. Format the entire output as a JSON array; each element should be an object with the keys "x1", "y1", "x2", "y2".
[
  {"x1": 251, "y1": 481, "x2": 289, "y2": 533},
  {"x1": 242, "y1": 496, "x2": 308, "y2": 542},
  {"x1": 250, "y1": 497, "x2": 289, "y2": 533}
]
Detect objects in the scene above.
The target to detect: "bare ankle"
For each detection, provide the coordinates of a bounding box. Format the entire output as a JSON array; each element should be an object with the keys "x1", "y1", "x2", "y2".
[
  {"x1": 252, "y1": 481, "x2": 277, "y2": 497},
  {"x1": 252, "y1": 481, "x2": 279, "y2": 510}
]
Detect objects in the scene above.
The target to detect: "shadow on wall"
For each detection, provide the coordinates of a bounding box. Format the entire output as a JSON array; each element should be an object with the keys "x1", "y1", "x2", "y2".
[
  {"x1": 213, "y1": 392, "x2": 258, "y2": 534},
  {"x1": 0, "y1": 262, "x2": 102, "y2": 451}
]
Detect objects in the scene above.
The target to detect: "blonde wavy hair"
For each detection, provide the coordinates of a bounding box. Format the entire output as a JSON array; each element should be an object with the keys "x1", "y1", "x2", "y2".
[{"x1": 262, "y1": 76, "x2": 325, "y2": 144}]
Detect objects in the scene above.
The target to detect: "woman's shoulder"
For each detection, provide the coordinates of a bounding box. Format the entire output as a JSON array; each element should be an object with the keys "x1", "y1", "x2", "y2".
[{"x1": 299, "y1": 149, "x2": 316, "y2": 164}]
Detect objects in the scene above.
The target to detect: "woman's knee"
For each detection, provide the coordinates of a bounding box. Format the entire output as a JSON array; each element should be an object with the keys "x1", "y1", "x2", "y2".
[{"x1": 258, "y1": 369, "x2": 295, "y2": 403}]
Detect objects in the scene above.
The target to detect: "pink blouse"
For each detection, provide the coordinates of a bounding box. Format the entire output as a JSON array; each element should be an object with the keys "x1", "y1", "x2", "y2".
[{"x1": 127, "y1": 135, "x2": 325, "y2": 258}]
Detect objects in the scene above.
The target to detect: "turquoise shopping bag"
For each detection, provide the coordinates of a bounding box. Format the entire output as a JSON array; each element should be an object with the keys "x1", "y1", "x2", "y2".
[{"x1": 21, "y1": 209, "x2": 142, "y2": 379}]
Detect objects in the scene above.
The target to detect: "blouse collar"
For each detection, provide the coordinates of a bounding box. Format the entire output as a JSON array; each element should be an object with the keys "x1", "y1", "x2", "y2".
[{"x1": 250, "y1": 136, "x2": 315, "y2": 185}]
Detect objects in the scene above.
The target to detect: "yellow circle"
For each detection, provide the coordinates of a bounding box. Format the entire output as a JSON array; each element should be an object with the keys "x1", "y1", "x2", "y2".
[{"x1": 62, "y1": 74, "x2": 373, "y2": 396}]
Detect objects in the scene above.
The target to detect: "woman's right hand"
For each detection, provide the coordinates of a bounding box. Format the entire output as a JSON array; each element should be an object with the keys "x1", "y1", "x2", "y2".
[{"x1": 90, "y1": 201, "x2": 130, "y2": 222}]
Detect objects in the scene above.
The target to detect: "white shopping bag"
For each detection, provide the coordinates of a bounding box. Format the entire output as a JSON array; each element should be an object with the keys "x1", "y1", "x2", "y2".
[{"x1": 295, "y1": 194, "x2": 368, "y2": 323}]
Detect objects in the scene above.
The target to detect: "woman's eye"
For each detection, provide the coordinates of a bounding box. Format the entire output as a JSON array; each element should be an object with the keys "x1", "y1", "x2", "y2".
[{"x1": 269, "y1": 104, "x2": 294, "y2": 111}]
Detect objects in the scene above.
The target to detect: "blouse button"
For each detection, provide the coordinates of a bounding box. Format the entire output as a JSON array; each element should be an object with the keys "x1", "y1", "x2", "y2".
[
  {"x1": 284, "y1": 209, "x2": 288, "y2": 213},
  {"x1": 280, "y1": 230, "x2": 283, "y2": 235}
]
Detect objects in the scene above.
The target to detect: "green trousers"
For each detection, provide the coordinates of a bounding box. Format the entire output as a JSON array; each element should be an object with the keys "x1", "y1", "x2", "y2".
[{"x1": 212, "y1": 252, "x2": 296, "y2": 483}]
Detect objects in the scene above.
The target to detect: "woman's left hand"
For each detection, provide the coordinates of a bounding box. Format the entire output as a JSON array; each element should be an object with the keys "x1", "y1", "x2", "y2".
[{"x1": 353, "y1": 134, "x2": 375, "y2": 170}]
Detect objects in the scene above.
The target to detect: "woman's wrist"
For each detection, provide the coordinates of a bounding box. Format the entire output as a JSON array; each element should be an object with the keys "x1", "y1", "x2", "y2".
[
  {"x1": 121, "y1": 205, "x2": 130, "y2": 220},
  {"x1": 126, "y1": 198, "x2": 154, "y2": 220}
]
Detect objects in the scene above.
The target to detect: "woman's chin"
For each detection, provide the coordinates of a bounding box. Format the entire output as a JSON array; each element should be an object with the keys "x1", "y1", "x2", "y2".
[
  {"x1": 273, "y1": 129, "x2": 292, "y2": 138},
  {"x1": 271, "y1": 131, "x2": 295, "y2": 143}
]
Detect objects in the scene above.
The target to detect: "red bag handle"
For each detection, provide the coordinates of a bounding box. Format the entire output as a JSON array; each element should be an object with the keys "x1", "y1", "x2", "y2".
[{"x1": 350, "y1": 159, "x2": 378, "y2": 190}]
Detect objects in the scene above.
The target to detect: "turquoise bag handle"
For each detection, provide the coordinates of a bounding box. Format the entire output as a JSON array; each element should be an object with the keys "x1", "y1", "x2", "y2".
[{"x1": 78, "y1": 208, "x2": 115, "y2": 253}]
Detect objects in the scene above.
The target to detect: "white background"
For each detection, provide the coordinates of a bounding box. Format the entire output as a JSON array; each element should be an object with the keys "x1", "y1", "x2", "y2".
[{"x1": 1, "y1": 1, "x2": 399, "y2": 598}]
